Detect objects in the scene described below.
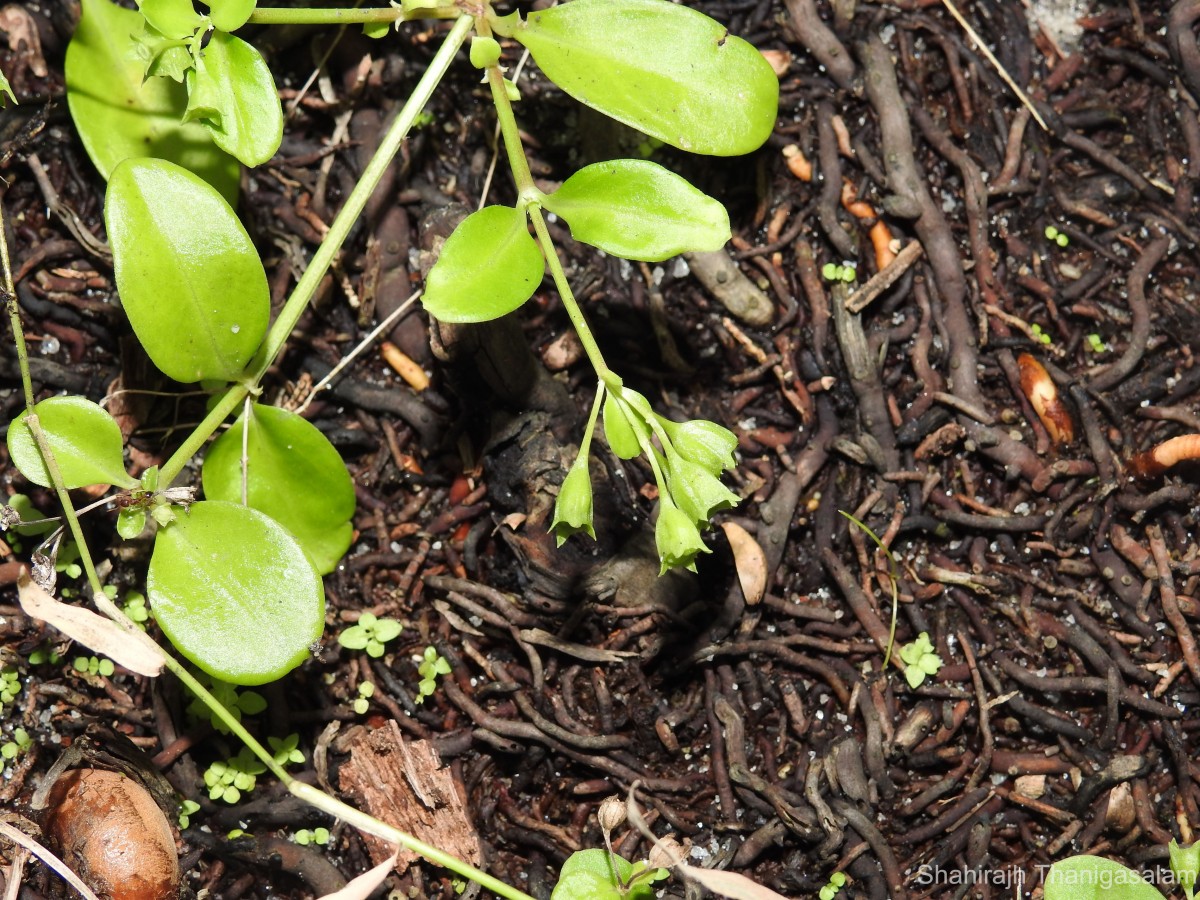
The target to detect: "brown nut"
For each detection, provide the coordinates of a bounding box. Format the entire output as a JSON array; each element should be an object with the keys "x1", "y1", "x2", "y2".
[{"x1": 44, "y1": 768, "x2": 180, "y2": 900}]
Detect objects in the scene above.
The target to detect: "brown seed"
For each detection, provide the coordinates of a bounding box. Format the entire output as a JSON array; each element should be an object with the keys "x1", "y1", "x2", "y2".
[{"x1": 44, "y1": 768, "x2": 180, "y2": 900}]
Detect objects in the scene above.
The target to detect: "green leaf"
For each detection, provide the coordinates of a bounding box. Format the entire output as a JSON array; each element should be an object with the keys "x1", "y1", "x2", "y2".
[
  {"x1": 105, "y1": 157, "x2": 270, "y2": 383},
  {"x1": 552, "y1": 850, "x2": 663, "y2": 900},
  {"x1": 0, "y1": 67, "x2": 15, "y2": 106},
  {"x1": 8, "y1": 396, "x2": 136, "y2": 489},
  {"x1": 139, "y1": 0, "x2": 204, "y2": 39},
  {"x1": 202, "y1": 404, "x2": 355, "y2": 574},
  {"x1": 421, "y1": 206, "x2": 544, "y2": 323},
  {"x1": 186, "y1": 31, "x2": 283, "y2": 167},
  {"x1": 492, "y1": 0, "x2": 778, "y2": 156},
  {"x1": 542, "y1": 159, "x2": 730, "y2": 261},
  {"x1": 147, "y1": 500, "x2": 325, "y2": 684},
  {"x1": 64, "y1": 0, "x2": 238, "y2": 202},
  {"x1": 117, "y1": 508, "x2": 147, "y2": 539},
  {"x1": 1171, "y1": 840, "x2": 1200, "y2": 900},
  {"x1": 1044, "y1": 856, "x2": 1164, "y2": 900},
  {"x1": 208, "y1": 0, "x2": 257, "y2": 32}
]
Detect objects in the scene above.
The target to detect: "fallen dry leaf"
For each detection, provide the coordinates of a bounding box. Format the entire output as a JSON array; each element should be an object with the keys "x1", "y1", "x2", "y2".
[
  {"x1": 720, "y1": 522, "x2": 767, "y2": 606},
  {"x1": 317, "y1": 851, "x2": 399, "y2": 900},
  {"x1": 18, "y1": 574, "x2": 165, "y2": 676}
]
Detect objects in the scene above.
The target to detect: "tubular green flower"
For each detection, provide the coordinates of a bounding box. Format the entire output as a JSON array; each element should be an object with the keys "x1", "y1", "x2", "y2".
[
  {"x1": 654, "y1": 498, "x2": 710, "y2": 574},
  {"x1": 664, "y1": 453, "x2": 740, "y2": 524},
  {"x1": 550, "y1": 456, "x2": 595, "y2": 545},
  {"x1": 656, "y1": 417, "x2": 737, "y2": 475}
]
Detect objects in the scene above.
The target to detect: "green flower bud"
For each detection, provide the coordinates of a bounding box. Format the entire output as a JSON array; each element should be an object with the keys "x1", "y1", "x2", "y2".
[
  {"x1": 664, "y1": 453, "x2": 740, "y2": 524},
  {"x1": 469, "y1": 36, "x2": 502, "y2": 69},
  {"x1": 656, "y1": 417, "x2": 737, "y2": 475},
  {"x1": 550, "y1": 457, "x2": 595, "y2": 546},
  {"x1": 603, "y1": 391, "x2": 647, "y2": 459},
  {"x1": 655, "y1": 498, "x2": 710, "y2": 574}
]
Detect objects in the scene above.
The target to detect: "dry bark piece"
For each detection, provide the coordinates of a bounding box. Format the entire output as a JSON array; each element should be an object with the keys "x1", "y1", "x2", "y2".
[
  {"x1": 43, "y1": 768, "x2": 180, "y2": 900},
  {"x1": 683, "y1": 249, "x2": 774, "y2": 327},
  {"x1": 335, "y1": 721, "x2": 482, "y2": 874}
]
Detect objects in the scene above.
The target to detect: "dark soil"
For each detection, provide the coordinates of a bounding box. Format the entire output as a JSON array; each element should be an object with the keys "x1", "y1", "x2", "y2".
[{"x1": 4, "y1": 1, "x2": 1200, "y2": 898}]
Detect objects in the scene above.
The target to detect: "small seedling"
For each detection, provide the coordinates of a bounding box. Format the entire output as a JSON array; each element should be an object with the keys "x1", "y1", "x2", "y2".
[
  {"x1": 187, "y1": 677, "x2": 267, "y2": 733},
  {"x1": 73, "y1": 655, "x2": 115, "y2": 678},
  {"x1": 1086, "y1": 333, "x2": 1108, "y2": 353},
  {"x1": 338, "y1": 612, "x2": 403, "y2": 658},
  {"x1": 821, "y1": 262, "x2": 858, "y2": 283},
  {"x1": 122, "y1": 590, "x2": 151, "y2": 629},
  {"x1": 899, "y1": 633, "x2": 943, "y2": 689},
  {"x1": 820, "y1": 872, "x2": 847, "y2": 900},
  {"x1": 28, "y1": 644, "x2": 61, "y2": 666},
  {"x1": 178, "y1": 799, "x2": 201, "y2": 829},
  {"x1": 1044, "y1": 224, "x2": 1070, "y2": 247},
  {"x1": 268, "y1": 733, "x2": 305, "y2": 768},
  {"x1": 1171, "y1": 839, "x2": 1200, "y2": 900},
  {"x1": 1, "y1": 668, "x2": 21, "y2": 705},
  {"x1": 416, "y1": 646, "x2": 451, "y2": 703},
  {"x1": 1029, "y1": 323, "x2": 1053, "y2": 346},
  {"x1": 1, "y1": 727, "x2": 32, "y2": 762},
  {"x1": 294, "y1": 827, "x2": 330, "y2": 846},
  {"x1": 353, "y1": 681, "x2": 374, "y2": 715},
  {"x1": 204, "y1": 747, "x2": 267, "y2": 804}
]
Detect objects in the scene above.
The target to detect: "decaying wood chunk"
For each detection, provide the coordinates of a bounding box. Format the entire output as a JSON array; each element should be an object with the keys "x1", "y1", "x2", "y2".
[{"x1": 335, "y1": 722, "x2": 483, "y2": 874}]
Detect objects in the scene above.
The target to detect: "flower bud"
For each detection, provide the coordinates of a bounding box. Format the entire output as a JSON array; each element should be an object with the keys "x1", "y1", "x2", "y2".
[
  {"x1": 603, "y1": 391, "x2": 647, "y2": 459},
  {"x1": 550, "y1": 457, "x2": 595, "y2": 546},
  {"x1": 655, "y1": 499, "x2": 710, "y2": 574},
  {"x1": 469, "y1": 36, "x2": 502, "y2": 69},
  {"x1": 657, "y1": 418, "x2": 737, "y2": 475},
  {"x1": 664, "y1": 453, "x2": 740, "y2": 524}
]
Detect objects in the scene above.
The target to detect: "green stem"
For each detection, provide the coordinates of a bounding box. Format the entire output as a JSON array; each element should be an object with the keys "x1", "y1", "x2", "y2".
[
  {"x1": 249, "y1": 7, "x2": 402, "y2": 24},
  {"x1": 480, "y1": 60, "x2": 614, "y2": 383},
  {"x1": 159, "y1": 14, "x2": 474, "y2": 488}
]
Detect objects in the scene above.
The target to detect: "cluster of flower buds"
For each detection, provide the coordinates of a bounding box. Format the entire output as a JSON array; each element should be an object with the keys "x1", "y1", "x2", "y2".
[{"x1": 551, "y1": 379, "x2": 739, "y2": 573}]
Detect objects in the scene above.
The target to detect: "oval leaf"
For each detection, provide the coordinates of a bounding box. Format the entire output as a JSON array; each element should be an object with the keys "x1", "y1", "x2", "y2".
[
  {"x1": 493, "y1": 0, "x2": 778, "y2": 156},
  {"x1": 422, "y1": 205, "x2": 544, "y2": 323},
  {"x1": 186, "y1": 31, "x2": 282, "y2": 166},
  {"x1": 64, "y1": 0, "x2": 238, "y2": 201},
  {"x1": 202, "y1": 404, "x2": 355, "y2": 575},
  {"x1": 208, "y1": 0, "x2": 257, "y2": 32},
  {"x1": 543, "y1": 159, "x2": 730, "y2": 261},
  {"x1": 1044, "y1": 856, "x2": 1163, "y2": 900},
  {"x1": 106, "y1": 157, "x2": 270, "y2": 383},
  {"x1": 148, "y1": 500, "x2": 325, "y2": 685},
  {"x1": 7, "y1": 396, "x2": 136, "y2": 489},
  {"x1": 139, "y1": 0, "x2": 204, "y2": 39}
]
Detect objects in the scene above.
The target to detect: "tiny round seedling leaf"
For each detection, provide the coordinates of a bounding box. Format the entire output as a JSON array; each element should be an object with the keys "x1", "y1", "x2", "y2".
[
  {"x1": 106, "y1": 157, "x2": 270, "y2": 383},
  {"x1": 422, "y1": 205, "x2": 544, "y2": 323},
  {"x1": 493, "y1": 0, "x2": 778, "y2": 156},
  {"x1": 202, "y1": 404, "x2": 355, "y2": 574},
  {"x1": 207, "y1": 0, "x2": 257, "y2": 32},
  {"x1": 543, "y1": 159, "x2": 730, "y2": 261},
  {"x1": 148, "y1": 501, "x2": 325, "y2": 685},
  {"x1": 8, "y1": 396, "x2": 136, "y2": 489},
  {"x1": 65, "y1": 0, "x2": 238, "y2": 201},
  {"x1": 186, "y1": 31, "x2": 283, "y2": 166}
]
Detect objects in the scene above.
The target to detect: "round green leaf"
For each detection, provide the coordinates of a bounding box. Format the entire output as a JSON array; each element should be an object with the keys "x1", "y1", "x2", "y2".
[
  {"x1": 551, "y1": 850, "x2": 663, "y2": 900},
  {"x1": 492, "y1": 0, "x2": 778, "y2": 156},
  {"x1": 202, "y1": 404, "x2": 355, "y2": 575},
  {"x1": 1044, "y1": 856, "x2": 1163, "y2": 900},
  {"x1": 148, "y1": 501, "x2": 325, "y2": 685},
  {"x1": 543, "y1": 159, "x2": 730, "y2": 261},
  {"x1": 105, "y1": 157, "x2": 270, "y2": 383},
  {"x1": 208, "y1": 0, "x2": 257, "y2": 32},
  {"x1": 7, "y1": 396, "x2": 136, "y2": 490},
  {"x1": 422, "y1": 205, "x2": 545, "y2": 323},
  {"x1": 65, "y1": 0, "x2": 238, "y2": 202},
  {"x1": 186, "y1": 31, "x2": 282, "y2": 167},
  {"x1": 139, "y1": 0, "x2": 204, "y2": 39}
]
